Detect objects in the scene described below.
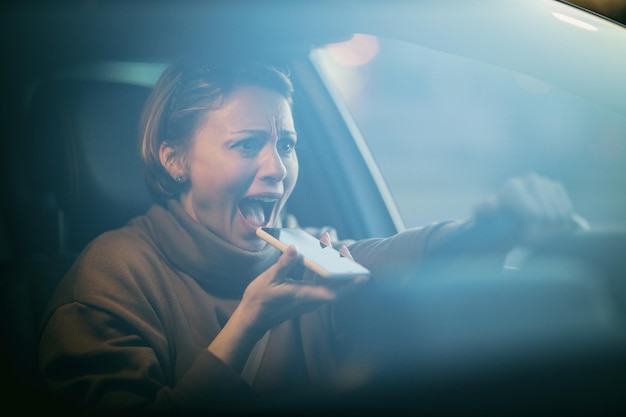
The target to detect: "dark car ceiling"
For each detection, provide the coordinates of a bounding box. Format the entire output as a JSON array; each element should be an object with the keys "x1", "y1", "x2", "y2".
[
  {"x1": 6, "y1": 0, "x2": 622, "y2": 119},
  {"x1": 3, "y1": 0, "x2": 625, "y2": 117},
  {"x1": 0, "y1": 0, "x2": 355, "y2": 73}
]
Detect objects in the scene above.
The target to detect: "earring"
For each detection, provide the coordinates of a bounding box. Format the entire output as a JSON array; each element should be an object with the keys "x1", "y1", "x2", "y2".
[{"x1": 175, "y1": 175, "x2": 184, "y2": 183}]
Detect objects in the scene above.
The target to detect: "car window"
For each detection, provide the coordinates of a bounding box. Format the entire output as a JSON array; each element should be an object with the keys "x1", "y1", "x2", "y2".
[{"x1": 311, "y1": 34, "x2": 626, "y2": 229}]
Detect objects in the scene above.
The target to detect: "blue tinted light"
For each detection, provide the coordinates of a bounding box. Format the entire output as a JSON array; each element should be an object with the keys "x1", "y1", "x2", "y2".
[{"x1": 552, "y1": 12, "x2": 599, "y2": 31}]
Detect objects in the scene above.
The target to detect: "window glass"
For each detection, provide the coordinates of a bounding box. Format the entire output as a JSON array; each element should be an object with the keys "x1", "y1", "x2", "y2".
[{"x1": 312, "y1": 35, "x2": 626, "y2": 228}]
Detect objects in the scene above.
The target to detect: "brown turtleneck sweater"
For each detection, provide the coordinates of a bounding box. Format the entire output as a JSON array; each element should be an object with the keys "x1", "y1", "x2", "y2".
[{"x1": 38, "y1": 199, "x2": 493, "y2": 414}]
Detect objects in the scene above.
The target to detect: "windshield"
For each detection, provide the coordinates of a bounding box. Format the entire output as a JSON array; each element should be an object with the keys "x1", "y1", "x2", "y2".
[{"x1": 311, "y1": 34, "x2": 626, "y2": 229}]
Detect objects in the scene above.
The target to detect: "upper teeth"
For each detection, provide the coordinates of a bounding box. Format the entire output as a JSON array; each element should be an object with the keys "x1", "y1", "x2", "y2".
[{"x1": 249, "y1": 197, "x2": 277, "y2": 203}]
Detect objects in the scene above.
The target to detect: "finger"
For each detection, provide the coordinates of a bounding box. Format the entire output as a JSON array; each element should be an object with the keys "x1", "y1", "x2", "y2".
[
  {"x1": 503, "y1": 176, "x2": 544, "y2": 221},
  {"x1": 319, "y1": 232, "x2": 332, "y2": 248},
  {"x1": 542, "y1": 181, "x2": 570, "y2": 227},
  {"x1": 301, "y1": 268, "x2": 316, "y2": 283},
  {"x1": 263, "y1": 245, "x2": 299, "y2": 284},
  {"x1": 530, "y1": 177, "x2": 574, "y2": 227},
  {"x1": 316, "y1": 227, "x2": 339, "y2": 243},
  {"x1": 338, "y1": 245, "x2": 353, "y2": 260},
  {"x1": 545, "y1": 180, "x2": 585, "y2": 231},
  {"x1": 526, "y1": 174, "x2": 555, "y2": 218},
  {"x1": 551, "y1": 180, "x2": 574, "y2": 221},
  {"x1": 509, "y1": 175, "x2": 582, "y2": 241}
]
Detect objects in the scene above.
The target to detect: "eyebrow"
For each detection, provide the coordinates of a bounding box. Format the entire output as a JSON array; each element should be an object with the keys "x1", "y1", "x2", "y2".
[{"x1": 230, "y1": 128, "x2": 297, "y2": 137}]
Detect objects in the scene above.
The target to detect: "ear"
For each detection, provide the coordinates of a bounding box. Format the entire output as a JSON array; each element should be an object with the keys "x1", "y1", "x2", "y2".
[{"x1": 159, "y1": 142, "x2": 187, "y2": 182}]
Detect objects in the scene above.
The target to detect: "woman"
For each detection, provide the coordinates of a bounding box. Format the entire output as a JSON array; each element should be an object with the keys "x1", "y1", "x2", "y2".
[{"x1": 38, "y1": 60, "x2": 578, "y2": 414}]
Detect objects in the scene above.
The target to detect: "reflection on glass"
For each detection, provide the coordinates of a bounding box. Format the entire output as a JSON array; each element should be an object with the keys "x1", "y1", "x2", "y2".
[
  {"x1": 552, "y1": 12, "x2": 599, "y2": 31},
  {"x1": 312, "y1": 36, "x2": 626, "y2": 228}
]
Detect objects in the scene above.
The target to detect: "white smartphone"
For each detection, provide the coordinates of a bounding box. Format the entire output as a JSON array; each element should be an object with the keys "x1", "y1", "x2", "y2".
[{"x1": 256, "y1": 227, "x2": 371, "y2": 279}]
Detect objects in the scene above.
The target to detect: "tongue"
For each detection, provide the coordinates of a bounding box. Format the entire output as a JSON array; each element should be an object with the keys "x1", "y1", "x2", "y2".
[{"x1": 239, "y1": 200, "x2": 266, "y2": 227}]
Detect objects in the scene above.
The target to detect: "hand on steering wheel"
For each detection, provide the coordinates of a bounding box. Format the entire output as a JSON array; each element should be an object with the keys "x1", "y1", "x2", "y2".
[{"x1": 473, "y1": 173, "x2": 588, "y2": 245}]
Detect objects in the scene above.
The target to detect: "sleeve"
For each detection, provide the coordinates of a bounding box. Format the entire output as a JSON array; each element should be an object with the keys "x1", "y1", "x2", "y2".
[
  {"x1": 345, "y1": 221, "x2": 472, "y2": 282},
  {"x1": 39, "y1": 305, "x2": 255, "y2": 415},
  {"x1": 38, "y1": 237, "x2": 255, "y2": 414},
  {"x1": 347, "y1": 216, "x2": 521, "y2": 283},
  {"x1": 284, "y1": 210, "x2": 516, "y2": 283}
]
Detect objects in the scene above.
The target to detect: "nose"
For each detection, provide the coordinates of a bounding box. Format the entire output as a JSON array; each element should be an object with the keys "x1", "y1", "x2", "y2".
[{"x1": 259, "y1": 146, "x2": 287, "y2": 183}]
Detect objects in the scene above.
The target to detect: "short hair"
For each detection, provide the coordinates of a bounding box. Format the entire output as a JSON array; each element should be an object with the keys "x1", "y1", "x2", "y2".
[{"x1": 139, "y1": 60, "x2": 294, "y2": 204}]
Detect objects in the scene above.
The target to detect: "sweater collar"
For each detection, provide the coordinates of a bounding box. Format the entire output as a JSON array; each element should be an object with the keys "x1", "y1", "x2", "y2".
[{"x1": 147, "y1": 199, "x2": 280, "y2": 295}]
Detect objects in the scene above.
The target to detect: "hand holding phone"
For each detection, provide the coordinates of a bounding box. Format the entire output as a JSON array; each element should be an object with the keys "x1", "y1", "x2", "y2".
[{"x1": 256, "y1": 227, "x2": 370, "y2": 279}]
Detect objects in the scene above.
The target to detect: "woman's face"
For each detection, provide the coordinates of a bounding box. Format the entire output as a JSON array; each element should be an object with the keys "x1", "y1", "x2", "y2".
[{"x1": 180, "y1": 86, "x2": 298, "y2": 251}]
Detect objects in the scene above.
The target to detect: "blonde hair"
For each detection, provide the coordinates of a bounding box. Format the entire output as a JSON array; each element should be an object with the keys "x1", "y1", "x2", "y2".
[{"x1": 139, "y1": 60, "x2": 294, "y2": 204}]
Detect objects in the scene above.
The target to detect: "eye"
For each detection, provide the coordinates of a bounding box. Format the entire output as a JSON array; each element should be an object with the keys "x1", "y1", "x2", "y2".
[
  {"x1": 232, "y1": 138, "x2": 261, "y2": 154},
  {"x1": 278, "y1": 137, "x2": 297, "y2": 156}
]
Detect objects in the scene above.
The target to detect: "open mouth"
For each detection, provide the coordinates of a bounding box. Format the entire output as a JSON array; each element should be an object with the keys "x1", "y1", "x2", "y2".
[{"x1": 238, "y1": 197, "x2": 278, "y2": 228}]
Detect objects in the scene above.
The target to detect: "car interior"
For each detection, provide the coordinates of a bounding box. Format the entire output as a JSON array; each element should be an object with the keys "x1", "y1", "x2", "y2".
[
  {"x1": 1, "y1": 1, "x2": 626, "y2": 415},
  {"x1": 0, "y1": 2, "x2": 399, "y2": 407}
]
